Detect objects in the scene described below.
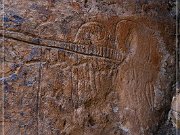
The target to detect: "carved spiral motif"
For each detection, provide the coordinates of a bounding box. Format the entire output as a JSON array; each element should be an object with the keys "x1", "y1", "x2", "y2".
[{"x1": 74, "y1": 22, "x2": 107, "y2": 46}]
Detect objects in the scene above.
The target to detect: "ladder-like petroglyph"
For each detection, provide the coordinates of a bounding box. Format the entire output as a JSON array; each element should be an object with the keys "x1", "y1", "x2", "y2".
[
  {"x1": 0, "y1": 30, "x2": 125, "y2": 63},
  {"x1": 1, "y1": 35, "x2": 120, "y2": 134}
]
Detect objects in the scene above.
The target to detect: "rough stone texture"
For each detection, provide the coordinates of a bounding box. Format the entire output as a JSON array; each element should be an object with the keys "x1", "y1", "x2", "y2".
[{"x1": 0, "y1": 0, "x2": 176, "y2": 135}]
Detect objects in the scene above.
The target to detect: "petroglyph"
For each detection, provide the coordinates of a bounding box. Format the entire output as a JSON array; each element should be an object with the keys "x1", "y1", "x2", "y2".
[
  {"x1": 0, "y1": 30, "x2": 124, "y2": 63},
  {"x1": 0, "y1": 1, "x2": 175, "y2": 134},
  {"x1": 74, "y1": 22, "x2": 107, "y2": 46}
]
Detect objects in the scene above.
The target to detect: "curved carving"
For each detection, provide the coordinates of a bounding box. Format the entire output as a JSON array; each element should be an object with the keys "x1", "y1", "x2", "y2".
[
  {"x1": 74, "y1": 22, "x2": 107, "y2": 46},
  {"x1": 37, "y1": 22, "x2": 56, "y2": 38},
  {"x1": 115, "y1": 20, "x2": 167, "y2": 134},
  {"x1": 115, "y1": 20, "x2": 137, "y2": 53}
]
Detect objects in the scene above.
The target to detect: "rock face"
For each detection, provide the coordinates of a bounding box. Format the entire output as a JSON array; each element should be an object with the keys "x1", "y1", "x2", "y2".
[{"x1": 0, "y1": 0, "x2": 176, "y2": 135}]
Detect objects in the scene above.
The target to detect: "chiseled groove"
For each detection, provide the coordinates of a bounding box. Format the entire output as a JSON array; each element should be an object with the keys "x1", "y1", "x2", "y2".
[{"x1": 0, "y1": 30, "x2": 124, "y2": 63}]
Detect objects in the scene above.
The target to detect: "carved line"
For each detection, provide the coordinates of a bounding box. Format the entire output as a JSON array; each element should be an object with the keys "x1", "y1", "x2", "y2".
[{"x1": 0, "y1": 30, "x2": 124, "y2": 63}]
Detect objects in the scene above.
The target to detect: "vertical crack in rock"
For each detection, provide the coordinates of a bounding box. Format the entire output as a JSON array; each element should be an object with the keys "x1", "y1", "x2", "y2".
[{"x1": 37, "y1": 47, "x2": 42, "y2": 135}]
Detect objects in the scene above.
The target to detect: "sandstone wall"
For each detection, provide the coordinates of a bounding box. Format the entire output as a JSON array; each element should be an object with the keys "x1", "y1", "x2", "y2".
[{"x1": 0, "y1": 0, "x2": 176, "y2": 135}]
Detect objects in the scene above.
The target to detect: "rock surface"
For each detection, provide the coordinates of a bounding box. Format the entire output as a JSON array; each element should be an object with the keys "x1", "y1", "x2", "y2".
[{"x1": 0, "y1": 0, "x2": 176, "y2": 135}]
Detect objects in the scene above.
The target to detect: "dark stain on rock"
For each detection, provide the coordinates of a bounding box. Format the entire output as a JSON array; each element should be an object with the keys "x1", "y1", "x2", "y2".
[
  {"x1": 87, "y1": 115, "x2": 95, "y2": 127},
  {"x1": 30, "y1": 3, "x2": 51, "y2": 15},
  {"x1": 4, "y1": 83, "x2": 11, "y2": 93},
  {"x1": 26, "y1": 47, "x2": 41, "y2": 61},
  {"x1": 12, "y1": 15, "x2": 24, "y2": 24},
  {"x1": 0, "y1": 77, "x2": 7, "y2": 84},
  {"x1": 10, "y1": 63, "x2": 21, "y2": 71},
  {"x1": 3, "y1": 16, "x2": 11, "y2": 22},
  {"x1": 24, "y1": 80, "x2": 34, "y2": 87},
  {"x1": 3, "y1": 14, "x2": 25, "y2": 29},
  {"x1": 9, "y1": 73, "x2": 18, "y2": 81},
  {"x1": 59, "y1": 24, "x2": 70, "y2": 35},
  {"x1": 32, "y1": 38, "x2": 41, "y2": 44}
]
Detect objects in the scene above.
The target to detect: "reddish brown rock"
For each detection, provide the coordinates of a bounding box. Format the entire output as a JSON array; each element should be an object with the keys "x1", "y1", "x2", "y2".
[{"x1": 0, "y1": 0, "x2": 176, "y2": 135}]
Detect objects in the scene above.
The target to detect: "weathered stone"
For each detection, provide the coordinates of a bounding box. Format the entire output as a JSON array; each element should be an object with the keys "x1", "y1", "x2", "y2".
[
  {"x1": 171, "y1": 94, "x2": 180, "y2": 128},
  {"x1": 0, "y1": 0, "x2": 176, "y2": 135}
]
